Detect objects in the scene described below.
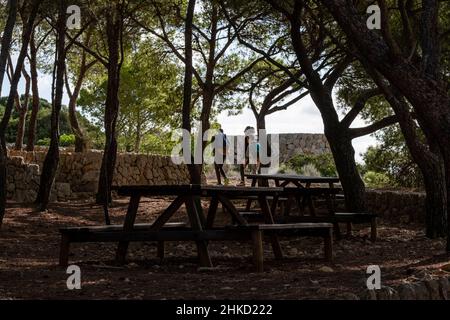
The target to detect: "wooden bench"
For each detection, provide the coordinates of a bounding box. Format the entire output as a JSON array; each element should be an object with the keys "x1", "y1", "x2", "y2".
[
  {"x1": 228, "y1": 223, "x2": 333, "y2": 272},
  {"x1": 59, "y1": 222, "x2": 187, "y2": 267},
  {"x1": 240, "y1": 212, "x2": 378, "y2": 242},
  {"x1": 59, "y1": 221, "x2": 333, "y2": 272}
]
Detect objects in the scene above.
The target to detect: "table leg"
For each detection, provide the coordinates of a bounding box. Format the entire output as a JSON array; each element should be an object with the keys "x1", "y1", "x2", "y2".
[
  {"x1": 206, "y1": 196, "x2": 219, "y2": 228},
  {"x1": 150, "y1": 196, "x2": 185, "y2": 230},
  {"x1": 245, "y1": 178, "x2": 258, "y2": 211},
  {"x1": 218, "y1": 195, "x2": 248, "y2": 226},
  {"x1": 116, "y1": 194, "x2": 141, "y2": 265},
  {"x1": 185, "y1": 197, "x2": 212, "y2": 267},
  {"x1": 258, "y1": 195, "x2": 283, "y2": 259},
  {"x1": 252, "y1": 230, "x2": 264, "y2": 273}
]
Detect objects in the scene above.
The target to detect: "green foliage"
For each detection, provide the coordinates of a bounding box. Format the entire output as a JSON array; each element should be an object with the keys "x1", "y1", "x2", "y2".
[
  {"x1": 284, "y1": 153, "x2": 337, "y2": 177},
  {"x1": 362, "y1": 132, "x2": 423, "y2": 188},
  {"x1": 78, "y1": 41, "x2": 182, "y2": 153},
  {"x1": 363, "y1": 171, "x2": 390, "y2": 189},
  {"x1": 59, "y1": 134, "x2": 76, "y2": 147}
]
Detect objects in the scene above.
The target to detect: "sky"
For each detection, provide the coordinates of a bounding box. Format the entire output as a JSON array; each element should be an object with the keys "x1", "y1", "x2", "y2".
[
  {"x1": 218, "y1": 95, "x2": 377, "y2": 163},
  {"x1": 2, "y1": 66, "x2": 377, "y2": 163}
]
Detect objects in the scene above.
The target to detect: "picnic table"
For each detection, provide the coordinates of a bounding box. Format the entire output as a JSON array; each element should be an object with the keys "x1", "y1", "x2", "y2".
[
  {"x1": 244, "y1": 174, "x2": 341, "y2": 216},
  {"x1": 245, "y1": 173, "x2": 340, "y2": 188},
  {"x1": 58, "y1": 184, "x2": 334, "y2": 272}
]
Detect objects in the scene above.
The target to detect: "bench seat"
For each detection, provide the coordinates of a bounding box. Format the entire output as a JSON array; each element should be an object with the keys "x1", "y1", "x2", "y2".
[
  {"x1": 59, "y1": 222, "x2": 333, "y2": 272},
  {"x1": 239, "y1": 212, "x2": 378, "y2": 242}
]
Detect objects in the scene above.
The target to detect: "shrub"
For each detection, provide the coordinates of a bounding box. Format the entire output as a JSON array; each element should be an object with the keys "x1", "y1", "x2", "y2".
[
  {"x1": 60, "y1": 134, "x2": 76, "y2": 147},
  {"x1": 286, "y1": 153, "x2": 337, "y2": 176},
  {"x1": 363, "y1": 171, "x2": 390, "y2": 188}
]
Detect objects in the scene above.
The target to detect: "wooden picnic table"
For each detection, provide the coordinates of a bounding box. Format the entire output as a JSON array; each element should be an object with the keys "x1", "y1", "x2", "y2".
[
  {"x1": 114, "y1": 184, "x2": 285, "y2": 267},
  {"x1": 244, "y1": 174, "x2": 341, "y2": 216},
  {"x1": 245, "y1": 173, "x2": 340, "y2": 188},
  {"x1": 59, "y1": 184, "x2": 336, "y2": 271}
]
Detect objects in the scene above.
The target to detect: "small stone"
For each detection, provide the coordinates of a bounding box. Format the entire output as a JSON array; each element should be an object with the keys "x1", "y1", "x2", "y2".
[{"x1": 319, "y1": 266, "x2": 334, "y2": 273}]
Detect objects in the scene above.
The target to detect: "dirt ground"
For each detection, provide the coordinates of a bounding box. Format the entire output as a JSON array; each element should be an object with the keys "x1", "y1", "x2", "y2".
[{"x1": 1, "y1": 197, "x2": 449, "y2": 300}]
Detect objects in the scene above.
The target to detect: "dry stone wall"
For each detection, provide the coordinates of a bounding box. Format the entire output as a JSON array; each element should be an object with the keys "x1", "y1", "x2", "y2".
[
  {"x1": 365, "y1": 189, "x2": 426, "y2": 223},
  {"x1": 7, "y1": 150, "x2": 192, "y2": 202}
]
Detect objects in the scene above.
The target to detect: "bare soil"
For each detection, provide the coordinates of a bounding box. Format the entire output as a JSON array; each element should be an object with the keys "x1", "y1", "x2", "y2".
[{"x1": 0, "y1": 198, "x2": 449, "y2": 300}]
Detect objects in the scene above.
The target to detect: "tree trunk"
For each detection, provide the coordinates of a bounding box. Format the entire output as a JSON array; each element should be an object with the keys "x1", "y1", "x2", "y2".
[
  {"x1": 26, "y1": 30, "x2": 40, "y2": 152},
  {"x1": 287, "y1": 7, "x2": 366, "y2": 212},
  {"x1": 365, "y1": 64, "x2": 448, "y2": 238},
  {"x1": 319, "y1": 0, "x2": 450, "y2": 249},
  {"x1": 96, "y1": 8, "x2": 122, "y2": 206},
  {"x1": 35, "y1": 0, "x2": 66, "y2": 211},
  {"x1": 256, "y1": 114, "x2": 266, "y2": 132},
  {"x1": 0, "y1": 0, "x2": 18, "y2": 96},
  {"x1": 0, "y1": 0, "x2": 39, "y2": 227},
  {"x1": 68, "y1": 94, "x2": 87, "y2": 153},
  {"x1": 15, "y1": 110, "x2": 27, "y2": 150},
  {"x1": 327, "y1": 131, "x2": 366, "y2": 212},
  {"x1": 182, "y1": 0, "x2": 201, "y2": 184}
]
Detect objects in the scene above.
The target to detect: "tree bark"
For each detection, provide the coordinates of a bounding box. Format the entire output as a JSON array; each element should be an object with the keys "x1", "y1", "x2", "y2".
[
  {"x1": 0, "y1": 0, "x2": 18, "y2": 96},
  {"x1": 366, "y1": 66, "x2": 447, "y2": 238},
  {"x1": 182, "y1": 0, "x2": 201, "y2": 184},
  {"x1": 14, "y1": 67, "x2": 31, "y2": 151},
  {"x1": 96, "y1": 6, "x2": 123, "y2": 206},
  {"x1": 0, "y1": 0, "x2": 39, "y2": 227},
  {"x1": 26, "y1": 30, "x2": 40, "y2": 151},
  {"x1": 287, "y1": 1, "x2": 366, "y2": 212},
  {"x1": 319, "y1": 0, "x2": 450, "y2": 250},
  {"x1": 35, "y1": 0, "x2": 66, "y2": 211}
]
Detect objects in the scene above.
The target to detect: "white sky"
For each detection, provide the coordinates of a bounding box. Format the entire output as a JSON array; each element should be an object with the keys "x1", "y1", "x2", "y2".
[{"x1": 2, "y1": 69, "x2": 377, "y2": 163}]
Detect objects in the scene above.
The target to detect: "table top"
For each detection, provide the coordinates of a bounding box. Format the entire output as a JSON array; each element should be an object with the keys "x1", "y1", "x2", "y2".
[
  {"x1": 114, "y1": 184, "x2": 284, "y2": 197},
  {"x1": 245, "y1": 173, "x2": 340, "y2": 183}
]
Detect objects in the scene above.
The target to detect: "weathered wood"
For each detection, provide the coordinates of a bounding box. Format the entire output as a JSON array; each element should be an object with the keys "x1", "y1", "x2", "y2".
[
  {"x1": 206, "y1": 196, "x2": 219, "y2": 228},
  {"x1": 252, "y1": 230, "x2": 264, "y2": 273},
  {"x1": 116, "y1": 194, "x2": 141, "y2": 264},
  {"x1": 60, "y1": 222, "x2": 187, "y2": 233},
  {"x1": 371, "y1": 218, "x2": 378, "y2": 242},
  {"x1": 324, "y1": 229, "x2": 333, "y2": 262},
  {"x1": 59, "y1": 233, "x2": 70, "y2": 267},
  {"x1": 150, "y1": 196, "x2": 186, "y2": 230},
  {"x1": 245, "y1": 174, "x2": 340, "y2": 185},
  {"x1": 217, "y1": 195, "x2": 248, "y2": 226},
  {"x1": 157, "y1": 241, "x2": 165, "y2": 261},
  {"x1": 185, "y1": 197, "x2": 212, "y2": 267},
  {"x1": 258, "y1": 195, "x2": 283, "y2": 259}
]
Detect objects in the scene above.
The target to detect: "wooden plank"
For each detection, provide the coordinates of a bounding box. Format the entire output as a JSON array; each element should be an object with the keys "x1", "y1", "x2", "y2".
[
  {"x1": 115, "y1": 194, "x2": 141, "y2": 264},
  {"x1": 150, "y1": 196, "x2": 185, "y2": 231},
  {"x1": 206, "y1": 196, "x2": 219, "y2": 228},
  {"x1": 185, "y1": 197, "x2": 212, "y2": 267},
  {"x1": 60, "y1": 222, "x2": 187, "y2": 233},
  {"x1": 157, "y1": 241, "x2": 165, "y2": 261},
  {"x1": 371, "y1": 218, "x2": 378, "y2": 242},
  {"x1": 257, "y1": 195, "x2": 283, "y2": 260},
  {"x1": 252, "y1": 230, "x2": 264, "y2": 273},
  {"x1": 217, "y1": 195, "x2": 249, "y2": 226},
  {"x1": 324, "y1": 229, "x2": 333, "y2": 262},
  {"x1": 115, "y1": 184, "x2": 202, "y2": 197},
  {"x1": 59, "y1": 234, "x2": 70, "y2": 267}
]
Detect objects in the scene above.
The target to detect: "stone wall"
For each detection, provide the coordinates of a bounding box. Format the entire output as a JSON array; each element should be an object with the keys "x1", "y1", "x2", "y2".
[
  {"x1": 6, "y1": 156, "x2": 40, "y2": 203},
  {"x1": 277, "y1": 133, "x2": 331, "y2": 163},
  {"x1": 227, "y1": 133, "x2": 331, "y2": 163},
  {"x1": 366, "y1": 189, "x2": 426, "y2": 223},
  {"x1": 7, "y1": 150, "x2": 192, "y2": 202}
]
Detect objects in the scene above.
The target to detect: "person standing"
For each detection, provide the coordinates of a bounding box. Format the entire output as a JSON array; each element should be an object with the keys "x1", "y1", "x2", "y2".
[
  {"x1": 239, "y1": 126, "x2": 260, "y2": 186},
  {"x1": 212, "y1": 128, "x2": 229, "y2": 185}
]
